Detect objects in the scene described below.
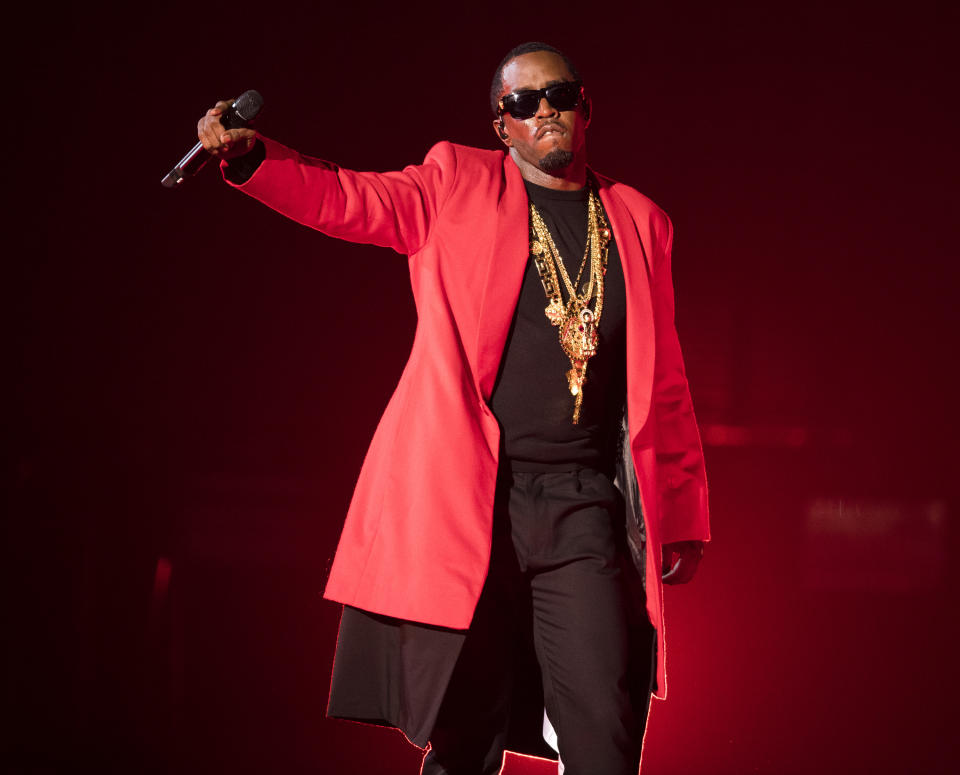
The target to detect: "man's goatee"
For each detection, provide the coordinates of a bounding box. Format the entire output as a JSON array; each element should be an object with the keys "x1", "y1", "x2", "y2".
[{"x1": 538, "y1": 149, "x2": 575, "y2": 174}]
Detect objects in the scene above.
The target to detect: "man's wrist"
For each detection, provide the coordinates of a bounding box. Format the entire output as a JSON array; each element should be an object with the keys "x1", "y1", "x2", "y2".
[{"x1": 222, "y1": 139, "x2": 266, "y2": 184}]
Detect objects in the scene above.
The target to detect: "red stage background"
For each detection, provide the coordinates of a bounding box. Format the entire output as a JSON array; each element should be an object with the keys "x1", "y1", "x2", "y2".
[{"x1": 8, "y1": 1, "x2": 958, "y2": 772}]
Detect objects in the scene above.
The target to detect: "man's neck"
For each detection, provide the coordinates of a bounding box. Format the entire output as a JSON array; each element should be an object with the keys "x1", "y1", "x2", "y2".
[{"x1": 509, "y1": 149, "x2": 587, "y2": 190}]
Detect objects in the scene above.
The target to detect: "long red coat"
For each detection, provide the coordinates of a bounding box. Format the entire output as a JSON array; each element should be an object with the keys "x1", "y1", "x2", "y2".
[{"x1": 227, "y1": 136, "x2": 710, "y2": 699}]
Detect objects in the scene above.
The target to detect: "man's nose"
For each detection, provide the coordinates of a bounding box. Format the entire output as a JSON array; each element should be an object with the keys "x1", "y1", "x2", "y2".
[{"x1": 536, "y1": 97, "x2": 558, "y2": 117}]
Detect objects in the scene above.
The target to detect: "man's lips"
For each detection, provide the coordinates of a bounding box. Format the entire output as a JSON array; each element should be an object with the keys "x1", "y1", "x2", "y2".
[{"x1": 537, "y1": 123, "x2": 565, "y2": 139}]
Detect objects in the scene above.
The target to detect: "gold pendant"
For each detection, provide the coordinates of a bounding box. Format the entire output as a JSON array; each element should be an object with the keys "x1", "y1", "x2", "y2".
[
  {"x1": 560, "y1": 307, "x2": 598, "y2": 361},
  {"x1": 544, "y1": 299, "x2": 565, "y2": 325}
]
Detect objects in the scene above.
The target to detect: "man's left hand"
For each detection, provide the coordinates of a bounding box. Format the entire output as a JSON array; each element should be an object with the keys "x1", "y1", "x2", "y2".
[{"x1": 661, "y1": 540, "x2": 704, "y2": 584}]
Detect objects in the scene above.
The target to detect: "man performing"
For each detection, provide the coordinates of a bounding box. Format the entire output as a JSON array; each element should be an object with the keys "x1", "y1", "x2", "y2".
[{"x1": 196, "y1": 42, "x2": 710, "y2": 775}]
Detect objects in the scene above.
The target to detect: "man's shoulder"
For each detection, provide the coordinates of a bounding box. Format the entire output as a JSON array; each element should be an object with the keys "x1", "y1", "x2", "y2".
[{"x1": 422, "y1": 141, "x2": 507, "y2": 173}]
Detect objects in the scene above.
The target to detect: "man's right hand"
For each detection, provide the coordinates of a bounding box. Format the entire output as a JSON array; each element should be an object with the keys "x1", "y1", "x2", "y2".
[{"x1": 197, "y1": 100, "x2": 257, "y2": 161}]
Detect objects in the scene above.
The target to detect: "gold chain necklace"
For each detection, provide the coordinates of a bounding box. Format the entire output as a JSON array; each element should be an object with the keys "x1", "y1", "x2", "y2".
[{"x1": 529, "y1": 185, "x2": 611, "y2": 423}]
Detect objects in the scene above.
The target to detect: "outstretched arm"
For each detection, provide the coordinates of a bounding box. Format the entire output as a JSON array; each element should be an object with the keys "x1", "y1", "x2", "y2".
[{"x1": 197, "y1": 100, "x2": 455, "y2": 256}]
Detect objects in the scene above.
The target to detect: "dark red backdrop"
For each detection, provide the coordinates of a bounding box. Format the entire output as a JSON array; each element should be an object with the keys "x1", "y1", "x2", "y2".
[{"x1": 9, "y1": 1, "x2": 958, "y2": 773}]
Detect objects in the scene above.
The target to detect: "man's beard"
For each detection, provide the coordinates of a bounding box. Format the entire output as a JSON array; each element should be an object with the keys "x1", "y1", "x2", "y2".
[{"x1": 538, "y1": 149, "x2": 574, "y2": 174}]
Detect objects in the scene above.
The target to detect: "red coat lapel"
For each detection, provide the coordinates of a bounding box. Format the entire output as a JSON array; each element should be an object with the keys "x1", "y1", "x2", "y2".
[
  {"x1": 597, "y1": 180, "x2": 656, "y2": 437},
  {"x1": 475, "y1": 157, "x2": 530, "y2": 400}
]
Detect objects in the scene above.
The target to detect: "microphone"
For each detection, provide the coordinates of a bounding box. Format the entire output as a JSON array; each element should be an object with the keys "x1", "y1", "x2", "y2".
[{"x1": 161, "y1": 90, "x2": 263, "y2": 188}]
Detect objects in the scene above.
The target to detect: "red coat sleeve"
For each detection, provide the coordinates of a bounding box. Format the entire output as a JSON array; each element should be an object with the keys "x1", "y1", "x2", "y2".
[
  {"x1": 222, "y1": 135, "x2": 457, "y2": 256},
  {"x1": 650, "y1": 214, "x2": 711, "y2": 545}
]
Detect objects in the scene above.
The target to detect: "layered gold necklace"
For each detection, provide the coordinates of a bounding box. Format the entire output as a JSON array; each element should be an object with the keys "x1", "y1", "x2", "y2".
[{"x1": 529, "y1": 184, "x2": 612, "y2": 423}]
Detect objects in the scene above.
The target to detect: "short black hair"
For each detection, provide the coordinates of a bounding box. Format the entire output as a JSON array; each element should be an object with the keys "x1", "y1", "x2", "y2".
[{"x1": 489, "y1": 42, "x2": 583, "y2": 116}]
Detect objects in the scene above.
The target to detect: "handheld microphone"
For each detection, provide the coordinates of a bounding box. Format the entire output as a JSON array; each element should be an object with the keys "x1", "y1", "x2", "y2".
[{"x1": 161, "y1": 90, "x2": 263, "y2": 188}]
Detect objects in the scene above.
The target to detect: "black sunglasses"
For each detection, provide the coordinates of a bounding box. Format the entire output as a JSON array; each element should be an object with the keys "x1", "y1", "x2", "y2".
[{"x1": 497, "y1": 81, "x2": 584, "y2": 120}]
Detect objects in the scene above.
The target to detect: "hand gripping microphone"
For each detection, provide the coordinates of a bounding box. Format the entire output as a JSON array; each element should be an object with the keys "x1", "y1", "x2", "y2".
[{"x1": 161, "y1": 90, "x2": 263, "y2": 188}]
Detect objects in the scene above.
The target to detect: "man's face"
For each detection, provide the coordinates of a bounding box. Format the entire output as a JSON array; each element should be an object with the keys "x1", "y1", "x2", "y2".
[{"x1": 494, "y1": 51, "x2": 589, "y2": 174}]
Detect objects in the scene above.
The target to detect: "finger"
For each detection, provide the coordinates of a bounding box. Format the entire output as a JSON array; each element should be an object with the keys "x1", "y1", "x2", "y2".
[
  {"x1": 661, "y1": 548, "x2": 676, "y2": 569},
  {"x1": 662, "y1": 557, "x2": 688, "y2": 584},
  {"x1": 220, "y1": 128, "x2": 255, "y2": 143},
  {"x1": 661, "y1": 549, "x2": 677, "y2": 581},
  {"x1": 662, "y1": 559, "x2": 680, "y2": 583},
  {"x1": 219, "y1": 128, "x2": 256, "y2": 154},
  {"x1": 199, "y1": 119, "x2": 226, "y2": 152},
  {"x1": 203, "y1": 102, "x2": 229, "y2": 123},
  {"x1": 664, "y1": 553, "x2": 700, "y2": 585},
  {"x1": 198, "y1": 101, "x2": 234, "y2": 152}
]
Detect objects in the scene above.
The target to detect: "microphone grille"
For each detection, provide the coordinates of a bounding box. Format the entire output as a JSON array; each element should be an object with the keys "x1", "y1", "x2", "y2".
[{"x1": 232, "y1": 90, "x2": 264, "y2": 123}]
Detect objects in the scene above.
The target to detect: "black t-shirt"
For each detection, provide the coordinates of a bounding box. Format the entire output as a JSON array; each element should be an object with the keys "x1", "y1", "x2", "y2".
[{"x1": 489, "y1": 179, "x2": 627, "y2": 474}]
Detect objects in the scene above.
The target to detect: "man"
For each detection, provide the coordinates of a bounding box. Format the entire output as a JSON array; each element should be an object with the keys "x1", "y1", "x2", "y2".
[{"x1": 197, "y1": 42, "x2": 709, "y2": 775}]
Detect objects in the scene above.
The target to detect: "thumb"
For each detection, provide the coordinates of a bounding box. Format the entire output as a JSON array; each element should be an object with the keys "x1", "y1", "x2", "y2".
[
  {"x1": 219, "y1": 128, "x2": 256, "y2": 143},
  {"x1": 219, "y1": 128, "x2": 257, "y2": 154}
]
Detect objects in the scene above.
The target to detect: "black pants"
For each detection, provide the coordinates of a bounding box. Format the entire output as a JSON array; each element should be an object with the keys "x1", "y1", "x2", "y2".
[{"x1": 422, "y1": 466, "x2": 654, "y2": 775}]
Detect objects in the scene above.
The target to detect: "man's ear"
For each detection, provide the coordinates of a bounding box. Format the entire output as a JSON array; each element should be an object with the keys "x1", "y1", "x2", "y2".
[
  {"x1": 581, "y1": 94, "x2": 593, "y2": 127},
  {"x1": 493, "y1": 118, "x2": 511, "y2": 147}
]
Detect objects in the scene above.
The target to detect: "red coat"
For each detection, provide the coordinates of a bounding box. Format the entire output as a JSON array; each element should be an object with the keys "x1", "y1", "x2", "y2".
[{"x1": 227, "y1": 136, "x2": 710, "y2": 699}]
